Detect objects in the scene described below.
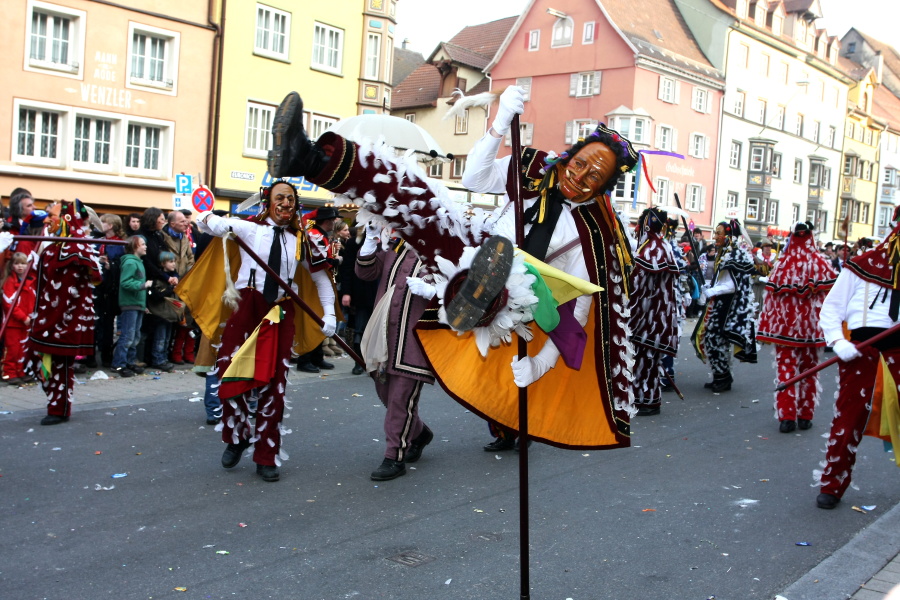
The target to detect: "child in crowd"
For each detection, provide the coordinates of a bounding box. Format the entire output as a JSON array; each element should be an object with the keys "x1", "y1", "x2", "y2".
[
  {"x1": 112, "y1": 236, "x2": 152, "y2": 378},
  {"x1": 148, "y1": 251, "x2": 178, "y2": 372},
  {"x1": 2, "y1": 252, "x2": 36, "y2": 385}
]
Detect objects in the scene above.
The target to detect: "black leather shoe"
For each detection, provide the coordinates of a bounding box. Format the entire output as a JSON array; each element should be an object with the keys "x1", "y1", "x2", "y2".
[
  {"x1": 315, "y1": 361, "x2": 335, "y2": 370},
  {"x1": 221, "y1": 441, "x2": 250, "y2": 469},
  {"x1": 709, "y1": 380, "x2": 732, "y2": 392},
  {"x1": 206, "y1": 418, "x2": 220, "y2": 425},
  {"x1": 40, "y1": 415, "x2": 69, "y2": 426},
  {"x1": 268, "y1": 92, "x2": 330, "y2": 179},
  {"x1": 371, "y1": 458, "x2": 406, "y2": 481},
  {"x1": 405, "y1": 426, "x2": 433, "y2": 463},
  {"x1": 779, "y1": 420, "x2": 796, "y2": 433},
  {"x1": 483, "y1": 437, "x2": 516, "y2": 452},
  {"x1": 127, "y1": 364, "x2": 145, "y2": 375},
  {"x1": 816, "y1": 493, "x2": 840, "y2": 509},
  {"x1": 297, "y1": 363, "x2": 320, "y2": 373},
  {"x1": 514, "y1": 438, "x2": 532, "y2": 452},
  {"x1": 152, "y1": 362, "x2": 175, "y2": 373},
  {"x1": 352, "y1": 363, "x2": 366, "y2": 375},
  {"x1": 637, "y1": 406, "x2": 661, "y2": 416},
  {"x1": 798, "y1": 419, "x2": 813, "y2": 430},
  {"x1": 256, "y1": 464, "x2": 280, "y2": 482},
  {"x1": 445, "y1": 236, "x2": 514, "y2": 332}
]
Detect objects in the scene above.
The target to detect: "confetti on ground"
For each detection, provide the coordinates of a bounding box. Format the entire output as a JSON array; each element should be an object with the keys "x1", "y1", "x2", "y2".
[
  {"x1": 759, "y1": 479, "x2": 769, "y2": 482},
  {"x1": 174, "y1": 587, "x2": 187, "y2": 592},
  {"x1": 582, "y1": 453, "x2": 590, "y2": 457},
  {"x1": 94, "y1": 484, "x2": 115, "y2": 491},
  {"x1": 642, "y1": 509, "x2": 656, "y2": 512},
  {"x1": 863, "y1": 505, "x2": 877, "y2": 511},
  {"x1": 95, "y1": 451, "x2": 102, "y2": 455},
  {"x1": 796, "y1": 542, "x2": 811, "y2": 546},
  {"x1": 0, "y1": 411, "x2": 12, "y2": 415},
  {"x1": 351, "y1": 393, "x2": 363, "y2": 397},
  {"x1": 238, "y1": 523, "x2": 248, "y2": 528},
  {"x1": 111, "y1": 473, "x2": 127, "y2": 478},
  {"x1": 474, "y1": 509, "x2": 484, "y2": 513},
  {"x1": 96, "y1": 432, "x2": 103, "y2": 436},
  {"x1": 445, "y1": 579, "x2": 452, "y2": 585},
  {"x1": 852, "y1": 506, "x2": 867, "y2": 513},
  {"x1": 202, "y1": 545, "x2": 215, "y2": 548},
  {"x1": 52, "y1": 447, "x2": 61, "y2": 451},
  {"x1": 215, "y1": 550, "x2": 229, "y2": 555}
]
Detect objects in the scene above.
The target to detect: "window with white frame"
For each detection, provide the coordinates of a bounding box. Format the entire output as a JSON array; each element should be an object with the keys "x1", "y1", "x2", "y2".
[
  {"x1": 428, "y1": 162, "x2": 443, "y2": 178},
  {"x1": 733, "y1": 91, "x2": 745, "y2": 117},
  {"x1": 73, "y1": 116, "x2": 112, "y2": 167},
  {"x1": 823, "y1": 166, "x2": 832, "y2": 189},
  {"x1": 812, "y1": 120, "x2": 820, "y2": 144},
  {"x1": 565, "y1": 119, "x2": 597, "y2": 144},
  {"x1": 653, "y1": 177, "x2": 670, "y2": 205},
  {"x1": 658, "y1": 76, "x2": 676, "y2": 103},
  {"x1": 609, "y1": 116, "x2": 648, "y2": 144},
  {"x1": 851, "y1": 201, "x2": 860, "y2": 222},
  {"x1": 879, "y1": 206, "x2": 892, "y2": 228},
  {"x1": 26, "y1": 1, "x2": 85, "y2": 78},
  {"x1": 737, "y1": 43, "x2": 749, "y2": 68},
  {"x1": 551, "y1": 17, "x2": 573, "y2": 47},
  {"x1": 844, "y1": 156, "x2": 854, "y2": 175},
  {"x1": 244, "y1": 101, "x2": 275, "y2": 157},
  {"x1": 686, "y1": 184, "x2": 704, "y2": 211},
  {"x1": 884, "y1": 168, "x2": 896, "y2": 186},
  {"x1": 692, "y1": 87, "x2": 709, "y2": 113},
  {"x1": 746, "y1": 197, "x2": 760, "y2": 220},
  {"x1": 656, "y1": 125, "x2": 675, "y2": 151},
  {"x1": 757, "y1": 99, "x2": 767, "y2": 125},
  {"x1": 768, "y1": 199, "x2": 778, "y2": 222},
  {"x1": 792, "y1": 204, "x2": 800, "y2": 223},
  {"x1": 613, "y1": 172, "x2": 635, "y2": 199},
  {"x1": 16, "y1": 106, "x2": 61, "y2": 164},
  {"x1": 571, "y1": 71, "x2": 600, "y2": 97},
  {"x1": 758, "y1": 53, "x2": 770, "y2": 77},
  {"x1": 726, "y1": 191, "x2": 739, "y2": 209},
  {"x1": 516, "y1": 77, "x2": 532, "y2": 101},
  {"x1": 125, "y1": 123, "x2": 162, "y2": 172},
  {"x1": 310, "y1": 114, "x2": 337, "y2": 140},
  {"x1": 451, "y1": 156, "x2": 466, "y2": 179},
  {"x1": 365, "y1": 32, "x2": 381, "y2": 79},
  {"x1": 583, "y1": 21, "x2": 595, "y2": 44},
  {"x1": 749, "y1": 146, "x2": 765, "y2": 171},
  {"x1": 312, "y1": 22, "x2": 343, "y2": 74},
  {"x1": 528, "y1": 29, "x2": 540, "y2": 51},
  {"x1": 690, "y1": 133, "x2": 709, "y2": 159},
  {"x1": 384, "y1": 36, "x2": 393, "y2": 83},
  {"x1": 404, "y1": 113, "x2": 415, "y2": 123},
  {"x1": 255, "y1": 4, "x2": 290, "y2": 60},
  {"x1": 772, "y1": 105, "x2": 784, "y2": 130},
  {"x1": 128, "y1": 23, "x2": 180, "y2": 94},
  {"x1": 795, "y1": 113, "x2": 804, "y2": 137},
  {"x1": 865, "y1": 129, "x2": 873, "y2": 145},
  {"x1": 778, "y1": 61, "x2": 789, "y2": 85},
  {"x1": 861, "y1": 203, "x2": 870, "y2": 223},
  {"x1": 794, "y1": 159, "x2": 803, "y2": 183},
  {"x1": 809, "y1": 162, "x2": 821, "y2": 186},
  {"x1": 771, "y1": 152, "x2": 782, "y2": 178},
  {"x1": 730, "y1": 141, "x2": 741, "y2": 168},
  {"x1": 455, "y1": 109, "x2": 468, "y2": 135}
]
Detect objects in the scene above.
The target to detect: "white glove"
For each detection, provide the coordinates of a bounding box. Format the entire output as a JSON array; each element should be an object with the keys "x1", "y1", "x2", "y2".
[
  {"x1": 511, "y1": 354, "x2": 553, "y2": 387},
  {"x1": 832, "y1": 339, "x2": 862, "y2": 362},
  {"x1": 406, "y1": 277, "x2": 436, "y2": 300},
  {"x1": 491, "y1": 86, "x2": 526, "y2": 137},
  {"x1": 321, "y1": 315, "x2": 336, "y2": 337},
  {"x1": 360, "y1": 223, "x2": 380, "y2": 255},
  {"x1": 758, "y1": 276, "x2": 769, "y2": 284},
  {"x1": 0, "y1": 231, "x2": 13, "y2": 252},
  {"x1": 698, "y1": 292, "x2": 708, "y2": 305}
]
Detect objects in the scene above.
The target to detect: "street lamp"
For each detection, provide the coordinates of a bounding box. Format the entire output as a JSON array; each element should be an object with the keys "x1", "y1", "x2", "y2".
[{"x1": 546, "y1": 8, "x2": 568, "y2": 18}]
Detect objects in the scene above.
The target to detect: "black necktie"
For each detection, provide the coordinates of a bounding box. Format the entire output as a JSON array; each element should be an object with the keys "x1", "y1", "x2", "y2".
[{"x1": 263, "y1": 226, "x2": 283, "y2": 304}]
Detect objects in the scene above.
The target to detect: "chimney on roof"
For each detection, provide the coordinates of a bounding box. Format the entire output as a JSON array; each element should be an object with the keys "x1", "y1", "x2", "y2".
[
  {"x1": 402, "y1": 38, "x2": 410, "y2": 50},
  {"x1": 875, "y1": 50, "x2": 884, "y2": 85}
]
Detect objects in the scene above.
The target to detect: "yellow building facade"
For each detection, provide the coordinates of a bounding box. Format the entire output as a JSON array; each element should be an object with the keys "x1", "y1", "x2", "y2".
[
  {"x1": 837, "y1": 66, "x2": 886, "y2": 241},
  {"x1": 212, "y1": 0, "x2": 397, "y2": 212},
  {"x1": 0, "y1": 0, "x2": 217, "y2": 214}
]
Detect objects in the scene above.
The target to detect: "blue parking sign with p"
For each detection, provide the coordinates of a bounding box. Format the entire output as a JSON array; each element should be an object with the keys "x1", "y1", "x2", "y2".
[{"x1": 175, "y1": 174, "x2": 193, "y2": 195}]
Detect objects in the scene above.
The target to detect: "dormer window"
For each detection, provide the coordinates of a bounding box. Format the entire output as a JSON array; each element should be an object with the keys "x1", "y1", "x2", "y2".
[
  {"x1": 735, "y1": 0, "x2": 748, "y2": 18},
  {"x1": 754, "y1": 0, "x2": 767, "y2": 27},
  {"x1": 772, "y1": 14, "x2": 783, "y2": 36},
  {"x1": 551, "y1": 16, "x2": 573, "y2": 48}
]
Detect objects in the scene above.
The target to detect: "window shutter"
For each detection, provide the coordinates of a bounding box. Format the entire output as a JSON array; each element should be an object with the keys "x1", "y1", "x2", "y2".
[
  {"x1": 692, "y1": 87, "x2": 700, "y2": 110},
  {"x1": 569, "y1": 74, "x2": 578, "y2": 97},
  {"x1": 700, "y1": 186, "x2": 706, "y2": 212},
  {"x1": 671, "y1": 128, "x2": 678, "y2": 152},
  {"x1": 704, "y1": 136, "x2": 711, "y2": 159},
  {"x1": 658, "y1": 76, "x2": 666, "y2": 101},
  {"x1": 706, "y1": 93, "x2": 713, "y2": 114},
  {"x1": 655, "y1": 124, "x2": 662, "y2": 148},
  {"x1": 674, "y1": 80, "x2": 682, "y2": 104},
  {"x1": 592, "y1": 71, "x2": 602, "y2": 95},
  {"x1": 565, "y1": 121, "x2": 574, "y2": 144},
  {"x1": 524, "y1": 123, "x2": 534, "y2": 145},
  {"x1": 587, "y1": 21, "x2": 595, "y2": 41}
]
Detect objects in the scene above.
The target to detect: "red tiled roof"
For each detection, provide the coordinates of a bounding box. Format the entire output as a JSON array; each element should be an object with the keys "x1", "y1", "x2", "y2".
[
  {"x1": 601, "y1": 0, "x2": 720, "y2": 76},
  {"x1": 392, "y1": 64, "x2": 441, "y2": 109},
  {"x1": 855, "y1": 30, "x2": 900, "y2": 81},
  {"x1": 393, "y1": 47, "x2": 425, "y2": 87},
  {"x1": 872, "y1": 86, "x2": 900, "y2": 129},
  {"x1": 447, "y1": 16, "x2": 518, "y2": 60},
  {"x1": 838, "y1": 54, "x2": 872, "y2": 82},
  {"x1": 437, "y1": 42, "x2": 492, "y2": 70},
  {"x1": 782, "y1": 0, "x2": 817, "y2": 13}
]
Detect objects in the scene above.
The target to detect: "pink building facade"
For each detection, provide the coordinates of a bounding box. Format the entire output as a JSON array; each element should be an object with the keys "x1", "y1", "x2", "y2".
[{"x1": 485, "y1": 0, "x2": 724, "y2": 231}]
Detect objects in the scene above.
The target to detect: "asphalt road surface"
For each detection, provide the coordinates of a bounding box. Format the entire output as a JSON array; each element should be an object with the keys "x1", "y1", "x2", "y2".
[{"x1": 1, "y1": 349, "x2": 896, "y2": 600}]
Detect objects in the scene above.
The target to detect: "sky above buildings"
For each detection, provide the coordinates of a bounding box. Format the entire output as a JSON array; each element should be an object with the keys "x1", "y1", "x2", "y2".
[{"x1": 393, "y1": 0, "x2": 899, "y2": 58}]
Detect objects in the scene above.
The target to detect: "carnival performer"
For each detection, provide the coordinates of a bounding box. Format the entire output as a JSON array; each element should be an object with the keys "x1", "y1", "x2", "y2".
[
  {"x1": 267, "y1": 86, "x2": 638, "y2": 450},
  {"x1": 661, "y1": 216, "x2": 692, "y2": 390},
  {"x1": 26, "y1": 200, "x2": 103, "y2": 425},
  {"x1": 757, "y1": 222, "x2": 837, "y2": 433},
  {"x1": 814, "y1": 209, "x2": 900, "y2": 509},
  {"x1": 691, "y1": 220, "x2": 757, "y2": 392},
  {"x1": 180, "y1": 180, "x2": 337, "y2": 482},
  {"x1": 296, "y1": 206, "x2": 340, "y2": 374},
  {"x1": 356, "y1": 225, "x2": 435, "y2": 480},
  {"x1": 629, "y1": 208, "x2": 679, "y2": 416}
]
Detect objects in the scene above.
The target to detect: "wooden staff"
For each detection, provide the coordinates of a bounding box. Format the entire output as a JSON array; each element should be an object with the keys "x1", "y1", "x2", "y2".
[
  {"x1": 225, "y1": 230, "x2": 364, "y2": 368},
  {"x1": 774, "y1": 322, "x2": 900, "y2": 391}
]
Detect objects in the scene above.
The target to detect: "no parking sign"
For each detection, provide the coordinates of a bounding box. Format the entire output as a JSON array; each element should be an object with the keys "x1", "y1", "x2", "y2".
[{"x1": 191, "y1": 186, "x2": 215, "y2": 212}]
